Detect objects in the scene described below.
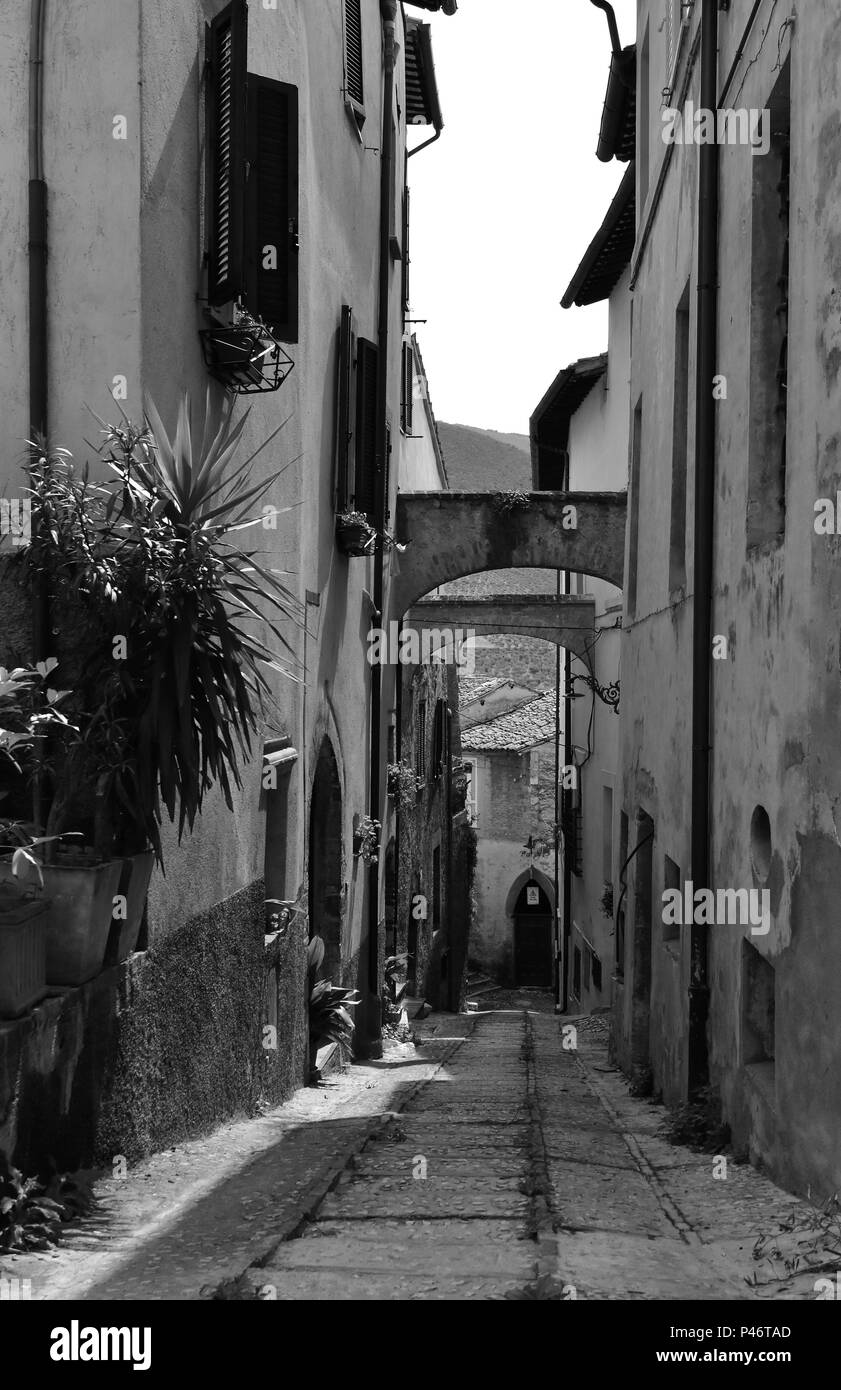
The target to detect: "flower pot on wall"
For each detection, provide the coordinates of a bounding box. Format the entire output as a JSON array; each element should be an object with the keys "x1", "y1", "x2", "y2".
[
  {"x1": 0, "y1": 859, "x2": 124, "y2": 988},
  {"x1": 40, "y1": 860, "x2": 124, "y2": 985},
  {"x1": 0, "y1": 883, "x2": 48, "y2": 1018},
  {"x1": 335, "y1": 516, "x2": 375, "y2": 557},
  {"x1": 105, "y1": 850, "x2": 154, "y2": 966}
]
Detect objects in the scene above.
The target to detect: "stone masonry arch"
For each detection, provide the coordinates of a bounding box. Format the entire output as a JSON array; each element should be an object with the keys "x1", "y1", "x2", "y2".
[{"x1": 392, "y1": 491, "x2": 626, "y2": 618}]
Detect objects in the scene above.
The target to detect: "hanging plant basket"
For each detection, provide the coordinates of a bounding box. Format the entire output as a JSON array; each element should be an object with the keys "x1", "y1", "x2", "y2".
[
  {"x1": 352, "y1": 816, "x2": 381, "y2": 864},
  {"x1": 199, "y1": 315, "x2": 294, "y2": 394},
  {"x1": 336, "y1": 512, "x2": 375, "y2": 557}
]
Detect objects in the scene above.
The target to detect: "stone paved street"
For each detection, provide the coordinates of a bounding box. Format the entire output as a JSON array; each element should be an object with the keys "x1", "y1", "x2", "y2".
[{"x1": 3, "y1": 1008, "x2": 824, "y2": 1301}]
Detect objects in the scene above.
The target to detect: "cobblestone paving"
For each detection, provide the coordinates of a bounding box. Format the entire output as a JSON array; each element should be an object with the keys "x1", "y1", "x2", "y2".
[{"x1": 3, "y1": 1008, "x2": 826, "y2": 1300}]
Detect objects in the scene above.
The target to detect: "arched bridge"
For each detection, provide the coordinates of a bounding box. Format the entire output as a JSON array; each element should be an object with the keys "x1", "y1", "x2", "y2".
[
  {"x1": 408, "y1": 595, "x2": 598, "y2": 665},
  {"x1": 392, "y1": 491, "x2": 627, "y2": 618}
]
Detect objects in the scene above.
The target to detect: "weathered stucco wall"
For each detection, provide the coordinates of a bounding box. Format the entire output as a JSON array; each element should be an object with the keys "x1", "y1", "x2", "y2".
[
  {"x1": 617, "y1": 0, "x2": 841, "y2": 1200},
  {"x1": 0, "y1": 0, "x2": 419, "y2": 1166}
]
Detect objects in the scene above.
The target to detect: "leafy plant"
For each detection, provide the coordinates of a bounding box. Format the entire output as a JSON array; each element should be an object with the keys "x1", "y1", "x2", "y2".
[
  {"x1": 600, "y1": 882, "x2": 614, "y2": 919},
  {"x1": 491, "y1": 489, "x2": 532, "y2": 516},
  {"x1": 659, "y1": 1086, "x2": 730, "y2": 1152},
  {"x1": 353, "y1": 815, "x2": 381, "y2": 863},
  {"x1": 0, "y1": 1154, "x2": 92, "y2": 1252},
  {"x1": 20, "y1": 394, "x2": 303, "y2": 865},
  {"x1": 336, "y1": 510, "x2": 373, "y2": 529},
  {"x1": 307, "y1": 934, "x2": 361, "y2": 1054},
  {"x1": 386, "y1": 761, "x2": 420, "y2": 808},
  {"x1": 382, "y1": 952, "x2": 413, "y2": 1027}
]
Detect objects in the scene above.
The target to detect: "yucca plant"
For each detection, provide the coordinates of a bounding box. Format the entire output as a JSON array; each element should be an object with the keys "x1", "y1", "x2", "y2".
[
  {"x1": 307, "y1": 934, "x2": 361, "y2": 1053},
  {"x1": 21, "y1": 393, "x2": 303, "y2": 865}
]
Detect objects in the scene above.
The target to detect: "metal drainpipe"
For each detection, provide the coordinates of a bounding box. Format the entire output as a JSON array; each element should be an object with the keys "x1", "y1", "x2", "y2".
[
  {"x1": 29, "y1": 0, "x2": 50, "y2": 827},
  {"x1": 365, "y1": 0, "x2": 398, "y2": 1047},
  {"x1": 689, "y1": 0, "x2": 719, "y2": 1093},
  {"x1": 589, "y1": 0, "x2": 621, "y2": 56}
]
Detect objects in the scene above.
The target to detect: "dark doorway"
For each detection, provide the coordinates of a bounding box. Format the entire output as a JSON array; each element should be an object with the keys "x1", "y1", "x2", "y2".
[
  {"x1": 513, "y1": 880, "x2": 553, "y2": 987},
  {"x1": 308, "y1": 738, "x2": 343, "y2": 984},
  {"x1": 630, "y1": 809, "x2": 654, "y2": 1075}
]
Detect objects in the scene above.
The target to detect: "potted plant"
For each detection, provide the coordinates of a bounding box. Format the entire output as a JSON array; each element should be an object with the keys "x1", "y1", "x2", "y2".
[
  {"x1": 18, "y1": 394, "x2": 302, "y2": 974},
  {"x1": 335, "y1": 510, "x2": 375, "y2": 557},
  {"x1": 352, "y1": 815, "x2": 381, "y2": 864},
  {"x1": 307, "y1": 934, "x2": 361, "y2": 1080},
  {"x1": 386, "y1": 761, "x2": 421, "y2": 807}
]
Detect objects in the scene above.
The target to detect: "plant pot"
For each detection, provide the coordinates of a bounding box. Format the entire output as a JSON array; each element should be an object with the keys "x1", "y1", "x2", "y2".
[
  {"x1": 0, "y1": 859, "x2": 124, "y2": 987},
  {"x1": 335, "y1": 519, "x2": 373, "y2": 557},
  {"x1": 105, "y1": 850, "x2": 154, "y2": 966},
  {"x1": 0, "y1": 883, "x2": 48, "y2": 1018}
]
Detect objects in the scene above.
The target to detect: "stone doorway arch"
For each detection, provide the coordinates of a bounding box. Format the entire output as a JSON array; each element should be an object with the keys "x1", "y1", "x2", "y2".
[
  {"x1": 308, "y1": 737, "x2": 343, "y2": 984},
  {"x1": 512, "y1": 878, "x2": 554, "y2": 987}
]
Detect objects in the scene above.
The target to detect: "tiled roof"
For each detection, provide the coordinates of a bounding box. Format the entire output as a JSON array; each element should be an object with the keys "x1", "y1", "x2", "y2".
[
  {"x1": 458, "y1": 676, "x2": 507, "y2": 707},
  {"x1": 461, "y1": 692, "x2": 559, "y2": 753}
]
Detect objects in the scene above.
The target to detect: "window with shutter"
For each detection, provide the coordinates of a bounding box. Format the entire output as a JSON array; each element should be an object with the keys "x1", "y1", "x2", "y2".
[
  {"x1": 354, "y1": 339, "x2": 378, "y2": 521},
  {"x1": 206, "y1": 0, "x2": 248, "y2": 306},
  {"x1": 336, "y1": 306, "x2": 356, "y2": 512},
  {"x1": 401, "y1": 342, "x2": 414, "y2": 435},
  {"x1": 384, "y1": 423, "x2": 392, "y2": 526},
  {"x1": 344, "y1": 0, "x2": 364, "y2": 117},
  {"x1": 245, "y1": 76, "x2": 299, "y2": 343},
  {"x1": 401, "y1": 186, "x2": 411, "y2": 310}
]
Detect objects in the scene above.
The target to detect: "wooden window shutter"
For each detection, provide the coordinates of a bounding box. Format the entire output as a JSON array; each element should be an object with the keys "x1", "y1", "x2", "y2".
[
  {"x1": 336, "y1": 306, "x2": 356, "y2": 511},
  {"x1": 401, "y1": 186, "x2": 411, "y2": 309},
  {"x1": 345, "y1": 0, "x2": 364, "y2": 108},
  {"x1": 245, "y1": 76, "x2": 299, "y2": 342},
  {"x1": 354, "y1": 339, "x2": 378, "y2": 520},
  {"x1": 206, "y1": 0, "x2": 248, "y2": 306},
  {"x1": 401, "y1": 342, "x2": 414, "y2": 434},
  {"x1": 384, "y1": 423, "x2": 392, "y2": 526}
]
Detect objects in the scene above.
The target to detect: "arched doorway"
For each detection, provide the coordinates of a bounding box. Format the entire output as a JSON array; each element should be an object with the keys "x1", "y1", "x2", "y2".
[
  {"x1": 308, "y1": 738, "x2": 343, "y2": 984},
  {"x1": 513, "y1": 879, "x2": 553, "y2": 987}
]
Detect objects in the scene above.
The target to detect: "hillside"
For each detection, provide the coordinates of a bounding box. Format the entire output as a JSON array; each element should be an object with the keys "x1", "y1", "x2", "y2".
[{"x1": 437, "y1": 423, "x2": 532, "y2": 492}]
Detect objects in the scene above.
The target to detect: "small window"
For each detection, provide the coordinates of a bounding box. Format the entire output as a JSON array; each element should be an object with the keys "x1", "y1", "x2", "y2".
[
  {"x1": 431, "y1": 699, "x2": 448, "y2": 780},
  {"x1": 663, "y1": 854, "x2": 681, "y2": 943},
  {"x1": 583, "y1": 945, "x2": 591, "y2": 991},
  {"x1": 432, "y1": 844, "x2": 441, "y2": 932},
  {"x1": 573, "y1": 945, "x2": 582, "y2": 1000}
]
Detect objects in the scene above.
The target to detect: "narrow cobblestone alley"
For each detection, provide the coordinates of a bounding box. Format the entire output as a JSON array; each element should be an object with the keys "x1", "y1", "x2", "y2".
[{"x1": 7, "y1": 1008, "x2": 818, "y2": 1303}]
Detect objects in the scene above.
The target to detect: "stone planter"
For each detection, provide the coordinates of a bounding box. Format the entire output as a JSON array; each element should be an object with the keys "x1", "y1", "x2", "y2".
[
  {"x1": 105, "y1": 850, "x2": 154, "y2": 966},
  {"x1": 0, "y1": 858, "x2": 124, "y2": 987},
  {"x1": 0, "y1": 883, "x2": 48, "y2": 1018}
]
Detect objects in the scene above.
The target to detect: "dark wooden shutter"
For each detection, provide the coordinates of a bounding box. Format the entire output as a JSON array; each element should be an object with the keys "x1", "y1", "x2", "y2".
[
  {"x1": 207, "y1": 0, "x2": 248, "y2": 305},
  {"x1": 345, "y1": 0, "x2": 364, "y2": 107},
  {"x1": 401, "y1": 186, "x2": 411, "y2": 309},
  {"x1": 336, "y1": 306, "x2": 355, "y2": 511},
  {"x1": 354, "y1": 339, "x2": 378, "y2": 521},
  {"x1": 383, "y1": 423, "x2": 392, "y2": 526},
  {"x1": 401, "y1": 342, "x2": 413, "y2": 434},
  {"x1": 245, "y1": 76, "x2": 299, "y2": 343}
]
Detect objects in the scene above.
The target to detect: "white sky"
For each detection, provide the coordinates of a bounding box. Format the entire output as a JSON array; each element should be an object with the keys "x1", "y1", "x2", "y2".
[{"x1": 407, "y1": 0, "x2": 638, "y2": 434}]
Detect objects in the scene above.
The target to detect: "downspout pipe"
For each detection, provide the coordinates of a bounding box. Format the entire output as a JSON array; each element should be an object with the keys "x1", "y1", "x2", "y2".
[
  {"x1": 364, "y1": 0, "x2": 398, "y2": 1053},
  {"x1": 589, "y1": 0, "x2": 621, "y2": 57},
  {"x1": 29, "y1": 0, "x2": 48, "y2": 577},
  {"x1": 29, "y1": 0, "x2": 50, "y2": 827},
  {"x1": 689, "y1": 0, "x2": 719, "y2": 1093}
]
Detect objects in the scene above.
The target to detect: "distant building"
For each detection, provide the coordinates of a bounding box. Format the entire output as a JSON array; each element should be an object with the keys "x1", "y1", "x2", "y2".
[{"x1": 460, "y1": 690, "x2": 560, "y2": 987}]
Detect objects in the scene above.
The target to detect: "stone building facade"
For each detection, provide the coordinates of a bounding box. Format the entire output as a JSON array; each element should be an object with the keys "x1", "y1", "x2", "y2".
[
  {"x1": 0, "y1": 0, "x2": 453, "y2": 1168},
  {"x1": 608, "y1": 0, "x2": 841, "y2": 1200}
]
